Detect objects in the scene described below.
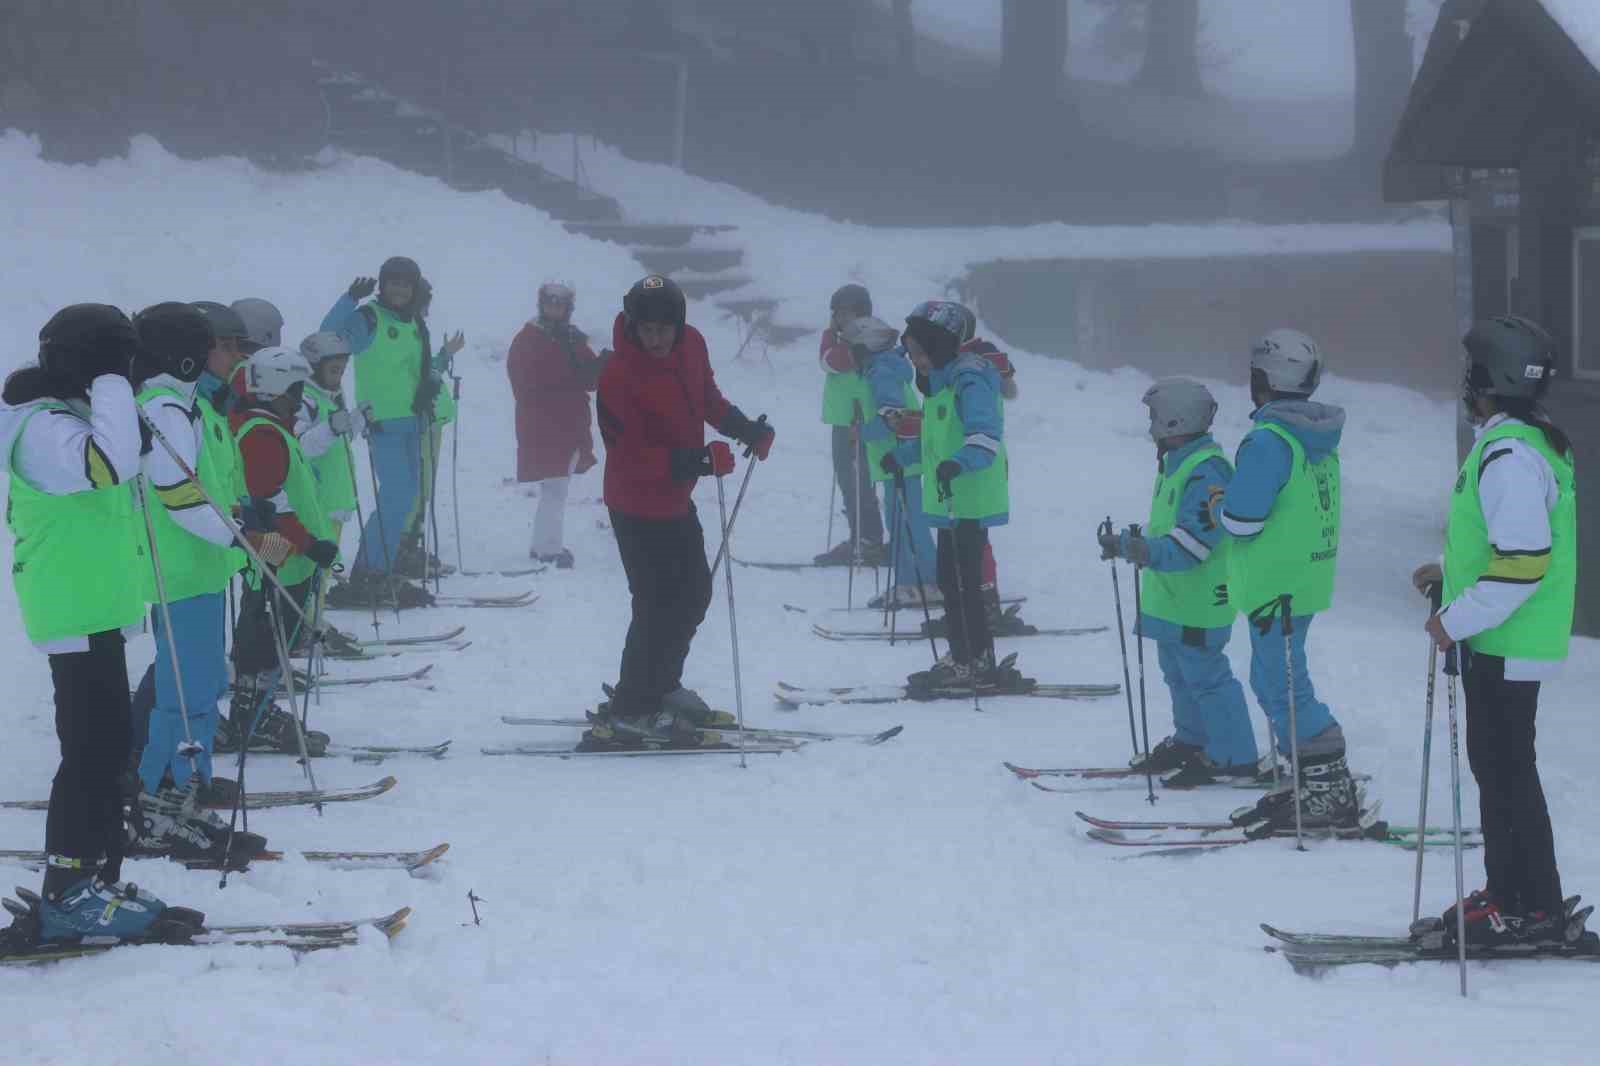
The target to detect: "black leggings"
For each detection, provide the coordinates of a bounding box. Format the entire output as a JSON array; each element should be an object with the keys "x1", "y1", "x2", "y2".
[
  {"x1": 231, "y1": 576, "x2": 313, "y2": 678},
  {"x1": 936, "y1": 521, "x2": 993, "y2": 663},
  {"x1": 46, "y1": 630, "x2": 132, "y2": 888},
  {"x1": 610, "y1": 507, "x2": 713, "y2": 714},
  {"x1": 1463, "y1": 650, "x2": 1562, "y2": 916}
]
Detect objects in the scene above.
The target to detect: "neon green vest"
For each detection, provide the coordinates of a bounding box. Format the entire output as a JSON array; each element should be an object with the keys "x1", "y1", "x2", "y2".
[
  {"x1": 867, "y1": 381, "x2": 922, "y2": 483},
  {"x1": 1443, "y1": 422, "x2": 1576, "y2": 661},
  {"x1": 919, "y1": 381, "x2": 1008, "y2": 521},
  {"x1": 234, "y1": 416, "x2": 334, "y2": 587},
  {"x1": 7, "y1": 404, "x2": 147, "y2": 643},
  {"x1": 135, "y1": 385, "x2": 246, "y2": 601},
  {"x1": 1227, "y1": 422, "x2": 1340, "y2": 617},
  {"x1": 1141, "y1": 444, "x2": 1236, "y2": 629},
  {"x1": 302, "y1": 383, "x2": 359, "y2": 519},
  {"x1": 354, "y1": 303, "x2": 424, "y2": 422},
  {"x1": 822, "y1": 371, "x2": 869, "y2": 427}
]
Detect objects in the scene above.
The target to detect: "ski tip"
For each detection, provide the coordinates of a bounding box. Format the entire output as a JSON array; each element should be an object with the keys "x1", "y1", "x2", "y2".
[
  {"x1": 1002, "y1": 761, "x2": 1039, "y2": 779},
  {"x1": 1028, "y1": 780, "x2": 1058, "y2": 794},
  {"x1": 1071, "y1": 810, "x2": 1095, "y2": 825},
  {"x1": 871, "y1": 725, "x2": 905, "y2": 744}
]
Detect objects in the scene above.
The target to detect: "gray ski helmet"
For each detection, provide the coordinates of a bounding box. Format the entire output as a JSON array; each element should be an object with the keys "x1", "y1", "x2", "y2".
[
  {"x1": 1142, "y1": 377, "x2": 1217, "y2": 442},
  {"x1": 830, "y1": 283, "x2": 872, "y2": 317},
  {"x1": 231, "y1": 298, "x2": 284, "y2": 349},
  {"x1": 840, "y1": 314, "x2": 900, "y2": 354},
  {"x1": 299, "y1": 330, "x2": 352, "y2": 365},
  {"x1": 1462, "y1": 315, "x2": 1556, "y2": 402},
  {"x1": 1250, "y1": 328, "x2": 1324, "y2": 396},
  {"x1": 191, "y1": 301, "x2": 249, "y2": 342}
]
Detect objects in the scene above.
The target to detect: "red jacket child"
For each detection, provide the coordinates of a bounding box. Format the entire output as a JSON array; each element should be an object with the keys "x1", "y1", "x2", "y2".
[{"x1": 507, "y1": 318, "x2": 603, "y2": 482}]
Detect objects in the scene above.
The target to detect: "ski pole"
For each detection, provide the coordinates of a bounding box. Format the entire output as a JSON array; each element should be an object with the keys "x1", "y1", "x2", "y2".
[
  {"x1": 1444, "y1": 636, "x2": 1468, "y2": 997},
  {"x1": 1412, "y1": 582, "x2": 1443, "y2": 924},
  {"x1": 884, "y1": 480, "x2": 900, "y2": 640},
  {"x1": 364, "y1": 436, "x2": 403, "y2": 622},
  {"x1": 897, "y1": 473, "x2": 941, "y2": 664},
  {"x1": 715, "y1": 466, "x2": 749, "y2": 770},
  {"x1": 825, "y1": 453, "x2": 838, "y2": 556},
  {"x1": 941, "y1": 490, "x2": 981, "y2": 713},
  {"x1": 299, "y1": 568, "x2": 328, "y2": 732},
  {"x1": 1280, "y1": 594, "x2": 1305, "y2": 852},
  {"x1": 708, "y1": 416, "x2": 766, "y2": 577},
  {"x1": 343, "y1": 434, "x2": 383, "y2": 638},
  {"x1": 1102, "y1": 517, "x2": 1143, "y2": 776},
  {"x1": 428, "y1": 423, "x2": 446, "y2": 595},
  {"x1": 133, "y1": 476, "x2": 203, "y2": 778},
  {"x1": 848, "y1": 420, "x2": 862, "y2": 610},
  {"x1": 451, "y1": 375, "x2": 465, "y2": 574},
  {"x1": 1130, "y1": 523, "x2": 1155, "y2": 806}
]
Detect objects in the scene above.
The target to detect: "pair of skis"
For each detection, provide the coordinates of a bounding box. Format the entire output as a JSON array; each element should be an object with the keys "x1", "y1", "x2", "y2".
[
  {"x1": 774, "y1": 678, "x2": 1121, "y2": 707},
  {"x1": 1071, "y1": 810, "x2": 1483, "y2": 851},
  {"x1": 0, "y1": 775, "x2": 403, "y2": 813},
  {"x1": 0, "y1": 843, "x2": 448, "y2": 875},
  {"x1": 494, "y1": 716, "x2": 905, "y2": 754},
  {"x1": 809, "y1": 622, "x2": 1106, "y2": 643}
]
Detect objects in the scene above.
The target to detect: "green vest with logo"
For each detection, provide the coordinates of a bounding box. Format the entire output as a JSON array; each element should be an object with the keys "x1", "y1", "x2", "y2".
[
  {"x1": 7, "y1": 403, "x2": 147, "y2": 643},
  {"x1": 354, "y1": 303, "x2": 424, "y2": 422},
  {"x1": 1227, "y1": 422, "x2": 1340, "y2": 618},
  {"x1": 868, "y1": 380, "x2": 922, "y2": 483},
  {"x1": 1141, "y1": 444, "x2": 1236, "y2": 629},
  {"x1": 136, "y1": 385, "x2": 246, "y2": 601},
  {"x1": 822, "y1": 371, "x2": 870, "y2": 427},
  {"x1": 1443, "y1": 422, "x2": 1576, "y2": 661},
  {"x1": 302, "y1": 383, "x2": 360, "y2": 519},
  {"x1": 234, "y1": 416, "x2": 334, "y2": 587},
  {"x1": 919, "y1": 379, "x2": 1008, "y2": 521}
]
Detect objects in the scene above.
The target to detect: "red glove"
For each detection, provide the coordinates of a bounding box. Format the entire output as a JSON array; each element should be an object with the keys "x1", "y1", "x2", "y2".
[
  {"x1": 821, "y1": 331, "x2": 855, "y2": 374},
  {"x1": 984, "y1": 350, "x2": 1014, "y2": 378},
  {"x1": 894, "y1": 411, "x2": 923, "y2": 440},
  {"x1": 707, "y1": 440, "x2": 735, "y2": 477}
]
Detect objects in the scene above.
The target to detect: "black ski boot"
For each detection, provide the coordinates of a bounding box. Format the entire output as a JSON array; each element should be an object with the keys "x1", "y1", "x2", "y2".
[
  {"x1": 907, "y1": 654, "x2": 972, "y2": 691},
  {"x1": 219, "y1": 688, "x2": 330, "y2": 757},
  {"x1": 1230, "y1": 749, "x2": 1362, "y2": 834},
  {"x1": 1128, "y1": 736, "x2": 1202, "y2": 775},
  {"x1": 581, "y1": 698, "x2": 709, "y2": 751},
  {"x1": 394, "y1": 535, "x2": 456, "y2": 579},
  {"x1": 1161, "y1": 753, "x2": 1259, "y2": 790}
]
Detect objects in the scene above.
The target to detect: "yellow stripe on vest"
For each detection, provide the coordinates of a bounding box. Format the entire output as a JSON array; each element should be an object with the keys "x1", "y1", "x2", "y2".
[
  {"x1": 155, "y1": 479, "x2": 206, "y2": 510},
  {"x1": 1482, "y1": 549, "x2": 1551, "y2": 585},
  {"x1": 85, "y1": 442, "x2": 118, "y2": 489}
]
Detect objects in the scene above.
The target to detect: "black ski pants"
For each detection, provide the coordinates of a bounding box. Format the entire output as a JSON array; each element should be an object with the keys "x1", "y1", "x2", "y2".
[
  {"x1": 831, "y1": 424, "x2": 883, "y2": 546},
  {"x1": 231, "y1": 575, "x2": 314, "y2": 679},
  {"x1": 936, "y1": 520, "x2": 993, "y2": 664},
  {"x1": 1463, "y1": 650, "x2": 1563, "y2": 916},
  {"x1": 45, "y1": 630, "x2": 131, "y2": 889},
  {"x1": 610, "y1": 507, "x2": 713, "y2": 715}
]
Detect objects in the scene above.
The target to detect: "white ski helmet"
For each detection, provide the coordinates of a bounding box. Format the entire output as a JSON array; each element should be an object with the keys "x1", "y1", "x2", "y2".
[
  {"x1": 840, "y1": 314, "x2": 900, "y2": 354},
  {"x1": 1250, "y1": 328, "x2": 1324, "y2": 396},
  {"x1": 231, "y1": 298, "x2": 284, "y2": 350},
  {"x1": 244, "y1": 345, "x2": 313, "y2": 399},
  {"x1": 1142, "y1": 377, "x2": 1217, "y2": 441},
  {"x1": 538, "y1": 280, "x2": 576, "y2": 307},
  {"x1": 299, "y1": 330, "x2": 352, "y2": 365}
]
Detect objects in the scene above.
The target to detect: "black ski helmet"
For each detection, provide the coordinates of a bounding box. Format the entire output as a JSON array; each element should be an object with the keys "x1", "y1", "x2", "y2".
[
  {"x1": 38, "y1": 304, "x2": 141, "y2": 389},
  {"x1": 1462, "y1": 315, "x2": 1557, "y2": 405},
  {"x1": 624, "y1": 275, "x2": 687, "y2": 337},
  {"x1": 830, "y1": 283, "x2": 872, "y2": 318},
  {"x1": 191, "y1": 301, "x2": 250, "y2": 343},
  {"x1": 903, "y1": 300, "x2": 967, "y2": 368},
  {"x1": 134, "y1": 302, "x2": 214, "y2": 383}
]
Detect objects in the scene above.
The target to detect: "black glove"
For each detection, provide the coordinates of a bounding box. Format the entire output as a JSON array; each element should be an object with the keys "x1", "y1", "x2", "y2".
[
  {"x1": 1123, "y1": 533, "x2": 1151, "y2": 567},
  {"x1": 718, "y1": 408, "x2": 775, "y2": 460},
  {"x1": 238, "y1": 496, "x2": 277, "y2": 534},
  {"x1": 304, "y1": 539, "x2": 340, "y2": 568},
  {"x1": 412, "y1": 374, "x2": 441, "y2": 415},
  {"x1": 935, "y1": 459, "x2": 962, "y2": 500},
  {"x1": 80, "y1": 333, "x2": 145, "y2": 383},
  {"x1": 879, "y1": 452, "x2": 902, "y2": 477},
  {"x1": 1097, "y1": 530, "x2": 1122, "y2": 561},
  {"x1": 348, "y1": 276, "x2": 377, "y2": 301}
]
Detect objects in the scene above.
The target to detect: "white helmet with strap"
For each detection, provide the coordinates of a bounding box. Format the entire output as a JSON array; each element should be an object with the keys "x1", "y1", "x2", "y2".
[{"x1": 244, "y1": 345, "x2": 314, "y2": 399}]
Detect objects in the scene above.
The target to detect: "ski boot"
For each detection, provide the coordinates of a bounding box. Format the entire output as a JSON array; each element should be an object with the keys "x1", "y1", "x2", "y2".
[
  {"x1": 813, "y1": 540, "x2": 888, "y2": 567},
  {"x1": 867, "y1": 584, "x2": 942, "y2": 611},
  {"x1": 1161, "y1": 753, "x2": 1260, "y2": 790},
  {"x1": 972, "y1": 649, "x2": 1032, "y2": 693},
  {"x1": 132, "y1": 783, "x2": 266, "y2": 864},
  {"x1": 660, "y1": 686, "x2": 736, "y2": 729},
  {"x1": 581, "y1": 700, "x2": 709, "y2": 752},
  {"x1": 296, "y1": 624, "x2": 364, "y2": 660},
  {"x1": 1230, "y1": 750, "x2": 1362, "y2": 836},
  {"x1": 393, "y1": 537, "x2": 456, "y2": 580},
  {"x1": 191, "y1": 775, "x2": 240, "y2": 810},
  {"x1": 986, "y1": 602, "x2": 1038, "y2": 638},
  {"x1": 323, "y1": 572, "x2": 379, "y2": 611},
  {"x1": 218, "y1": 688, "x2": 330, "y2": 757},
  {"x1": 32, "y1": 865, "x2": 203, "y2": 944},
  {"x1": 535, "y1": 549, "x2": 575, "y2": 570},
  {"x1": 1129, "y1": 736, "x2": 1203, "y2": 776},
  {"x1": 906, "y1": 653, "x2": 970, "y2": 691}
]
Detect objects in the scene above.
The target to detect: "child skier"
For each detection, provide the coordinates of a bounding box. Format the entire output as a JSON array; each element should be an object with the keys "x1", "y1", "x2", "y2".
[
  {"x1": 397, "y1": 275, "x2": 463, "y2": 579},
  {"x1": 815, "y1": 284, "x2": 886, "y2": 566},
  {"x1": 891, "y1": 300, "x2": 1023, "y2": 692},
  {"x1": 1224, "y1": 329, "x2": 1358, "y2": 832},
  {"x1": 1097, "y1": 378, "x2": 1258, "y2": 787},
  {"x1": 1413, "y1": 315, "x2": 1578, "y2": 947}
]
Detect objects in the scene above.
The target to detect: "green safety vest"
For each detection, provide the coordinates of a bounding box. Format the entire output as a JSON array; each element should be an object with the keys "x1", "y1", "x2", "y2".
[
  {"x1": 302, "y1": 383, "x2": 360, "y2": 519},
  {"x1": 1443, "y1": 421, "x2": 1577, "y2": 661},
  {"x1": 1227, "y1": 422, "x2": 1340, "y2": 618},
  {"x1": 919, "y1": 380, "x2": 1008, "y2": 521},
  {"x1": 1141, "y1": 444, "x2": 1236, "y2": 630},
  {"x1": 7, "y1": 403, "x2": 147, "y2": 644},
  {"x1": 867, "y1": 380, "x2": 922, "y2": 483},
  {"x1": 821, "y1": 371, "x2": 870, "y2": 427},
  {"x1": 136, "y1": 385, "x2": 246, "y2": 601},
  {"x1": 354, "y1": 303, "x2": 424, "y2": 422},
  {"x1": 234, "y1": 415, "x2": 334, "y2": 587}
]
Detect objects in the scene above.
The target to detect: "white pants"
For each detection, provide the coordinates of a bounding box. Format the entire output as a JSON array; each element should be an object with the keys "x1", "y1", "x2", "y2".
[{"x1": 531, "y1": 452, "x2": 579, "y2": 556}]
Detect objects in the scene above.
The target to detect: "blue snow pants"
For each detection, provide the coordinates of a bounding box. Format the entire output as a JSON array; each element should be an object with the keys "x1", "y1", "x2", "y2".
[
  {"x1": 883, "y1": 475, "x2": 936, "y2": 589},
  {"x1": 137, "y1": 591, "x2": 227, "y2": 794},
  {"x1": 353, "y1": 416, "x2": 421, "y2": 574},
  {"x1": 1247, "y1": 613, "x2": 1339, "y2": 755},
  {"x1": 1155, "y1": 636, "x2": 1258, "y2": 768}
]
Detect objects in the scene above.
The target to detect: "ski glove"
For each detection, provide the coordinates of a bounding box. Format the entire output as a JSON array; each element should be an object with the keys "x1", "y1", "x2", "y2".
[
  {"x1": 1097, "y1": 527, "x2": 1151, "y2": 566},
  {"x1": 348, "y1": 277, "x2": 377, "y2": 301},
  {"x1": 891, "y1": 410, "x2": 922, "y2": 440},
  {"x1": 304, "y1": 539, "x2": 340, "y2": 568},
  {"x1": 238, "y1": 496, "x2": 277, "y2": 534},
  {"x1": 706, "y1": 441, "x2": 735, "y2": 477},
  {"x1": 329, "y1": 404, "x2": 370, "y2": 439},
  {"x1": 719, "y1": 409, "x2": 774, "y2": 460},
  {"x1": 248, "y1": 531, "x2": 293, "y2": 567},
  {"x1": 879, "y1": 452, "x2": 902, "y2": 477},
  {"x1": 669, "y1": 443, "x2": 734, "y2": 481},
  {"x1": 935, "y1": 459, "x2": 962, "y2": 501}
]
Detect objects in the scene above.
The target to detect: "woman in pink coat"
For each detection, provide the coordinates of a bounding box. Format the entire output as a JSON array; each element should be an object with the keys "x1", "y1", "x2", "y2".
[{"x1": 507, "y1": 282, "x2": 606, "y2": 567}]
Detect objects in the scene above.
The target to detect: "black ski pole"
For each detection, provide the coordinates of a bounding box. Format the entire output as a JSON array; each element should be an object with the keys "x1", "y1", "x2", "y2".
[
  {"x1": 1280, "y1": 594, "x2": 1305, "y2": 851},
  {"x1": 1443, "y1": 630, "x2": 1468, "y2": 996},
  {"x1": 941, "y1": 491, "x2": 981, "y2": 713},
  {"x1": 451, "y1": 374, "x2": 465, "y2": 575},
  {"x1": 1102, "y1": 517, "x2": 1144, "y2": 781},
  {"x1": 1412, "y1": 582, "x2": 1443, "y2": 924},
  {"x1": 885, "y1": 480, "x2": 900, "y2": 642},
  {"x1": 1130, "y1": 523, "x2": 1155, "y2": 805},
  {"x1": 897, "y1": 474, "x2": 941, "y2": 664}
]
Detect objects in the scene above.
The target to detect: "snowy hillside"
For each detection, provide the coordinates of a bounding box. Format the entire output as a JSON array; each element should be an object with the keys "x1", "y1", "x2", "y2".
[{"x1": 1, "y1": 132, "x2": 1597, "y2": 1066}]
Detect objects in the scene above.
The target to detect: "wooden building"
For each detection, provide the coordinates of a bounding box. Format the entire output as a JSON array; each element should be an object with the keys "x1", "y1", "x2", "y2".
[{"x1": 1386, "y1": 0, "x2": 1600, "y2": 635}]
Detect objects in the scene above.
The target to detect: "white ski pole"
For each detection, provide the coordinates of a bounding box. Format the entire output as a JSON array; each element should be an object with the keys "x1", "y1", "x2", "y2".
[
  {"x1": 1444, "y1": 639, "x2": 1468, "y2": 997},
  {"x1": 715, "y1": 466, "x2": 749, "y2": 770},
  {"x1": 1280, "y1": 594, "x2": 1305, "y2": 852},
  {"x1": 133, "y1": 476, "x2": 202, "y2": 774},
  {"x1": 1412, "y1": 583, "x2": 1443, "y2": 924}
]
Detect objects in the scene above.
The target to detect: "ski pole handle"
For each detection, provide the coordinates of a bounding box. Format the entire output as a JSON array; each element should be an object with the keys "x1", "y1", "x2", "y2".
[{"x1": 1427, "y1": 581, "x2": 1443, "y2": 613}]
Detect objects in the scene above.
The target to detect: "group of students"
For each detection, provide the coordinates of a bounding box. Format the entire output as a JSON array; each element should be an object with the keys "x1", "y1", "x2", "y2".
[{"x1": 0, "y1": 258, "x2": 461, "y2": 944}]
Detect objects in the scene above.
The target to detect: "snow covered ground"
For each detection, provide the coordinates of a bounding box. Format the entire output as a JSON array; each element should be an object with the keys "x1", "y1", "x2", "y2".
[{"x1": 1, "y1": 131, "x2": 1596, "y2": 1065}]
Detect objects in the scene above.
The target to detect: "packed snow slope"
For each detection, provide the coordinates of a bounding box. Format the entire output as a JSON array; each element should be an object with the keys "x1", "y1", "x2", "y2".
[{"x1": 1, "y1": 132, "x2": 1596, "y2": 1066}]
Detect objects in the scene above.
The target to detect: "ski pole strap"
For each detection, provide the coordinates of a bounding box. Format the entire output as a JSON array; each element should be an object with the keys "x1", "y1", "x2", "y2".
[{"x1": 1279, "y1": 594, "x2": 1294, "y2": 636}]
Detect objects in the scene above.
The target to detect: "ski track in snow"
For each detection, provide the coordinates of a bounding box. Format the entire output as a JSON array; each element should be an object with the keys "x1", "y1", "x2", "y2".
[{"x1": 0, "y1": 131, "x2": 1596, "y2": 1066}]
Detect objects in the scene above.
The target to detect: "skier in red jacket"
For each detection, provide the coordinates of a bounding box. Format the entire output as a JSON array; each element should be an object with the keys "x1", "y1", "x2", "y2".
[
  {"x1": 507, "y1": 281, "x2": 605, "y2": 568},
  {"x1": 584, "y1": 275, "x2": 774, "y2": 750}
]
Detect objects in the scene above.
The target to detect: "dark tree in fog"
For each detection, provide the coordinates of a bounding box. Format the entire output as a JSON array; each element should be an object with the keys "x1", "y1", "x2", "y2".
[
  {"x1": 893, "y1": 0, "x2": 915, "y2": 73},
  {"x1": 1349, "y1": 0, "x2": 1413, "y2": 162},
  {"x1": 1136, "y1": 0, "x2": 1202, "y2": 97},
  {"x1": 1001, "y1": 0, "x2": 1069, "y2": 99}
]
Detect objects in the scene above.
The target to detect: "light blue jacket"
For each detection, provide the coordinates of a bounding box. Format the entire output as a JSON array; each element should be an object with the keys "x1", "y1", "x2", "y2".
[
  {"x1": 1220, "y1": 400, "x2": 1345, "y2": 543},
  {"x1": 1125, "y1": 434, "x2": 1235, "y2": 646}
]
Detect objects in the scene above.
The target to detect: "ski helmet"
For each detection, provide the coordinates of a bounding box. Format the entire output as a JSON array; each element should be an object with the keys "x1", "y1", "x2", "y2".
[
  {"x1": 1249, "y1": 328, "x2": 1324, "y2": 396},
  {"x1": 624, "y1": 275, "x2": 686, "y2": 333},
  {"x1": 38, "y1": 304, "x2": 141, "y2": 388},
  {"x1": 191, "y1": 301, "x2": 250, "y2": 343},
  {"x1": 830, "y1": 283, "x2": 872, "y2": 318},
  {"x1": 231, "y1": 298, "x2": 284, "y2": 350},
  {"x1": 840, "y1": 315, "x2": 900, "y2": 354},
  {"x1": 299, "y1": 330, "x2": 352, "y2": 365},
  {"x1": 903, "y1": 301, "x2": 968, "y2": 367},
  {"x1": 243, "y1": 345, "x2": 314, "y2": 400},
  {"x1": 955, "y1": 304, "x2": 978, "y2": 346},
  {"x1": 379, "y1": 256, "x2": 422, "y2": 288},
  {"x1": 539, "y1": 280, "x2": 576, "y2": 308},
  {"x1": 1462, "y1": 315, "x2": 1557, "y2": 404},
  {"x1": 1142, "y1": 377, "x2": 1217, "y2": 442},
  {"x1": 133, "y1": 302, "x2": 213, "y2": 383}
]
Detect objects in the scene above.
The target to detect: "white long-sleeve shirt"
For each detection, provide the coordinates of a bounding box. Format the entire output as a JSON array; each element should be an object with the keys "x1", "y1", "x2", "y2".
[
  {"x1": 138, "y1": 376, "x2": 235, "y2": 549},
  {"x1": 1440, "y1": 414, "x2": 1563, "y2": 681}
]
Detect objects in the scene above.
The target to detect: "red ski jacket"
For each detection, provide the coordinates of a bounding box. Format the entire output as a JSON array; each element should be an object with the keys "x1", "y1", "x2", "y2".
[
  {"x1": 507, "y1": 319, "x2": 601, "y2": 482},
  {"x1": 597, "y1": 314, "x2": 732, "y2": 519}
]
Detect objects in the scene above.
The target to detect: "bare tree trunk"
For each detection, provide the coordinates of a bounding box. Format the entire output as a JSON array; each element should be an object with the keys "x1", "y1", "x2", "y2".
[
  {"x1": 1350, "y1": 0, "x2": 1413, "y2": 162},
  {"x1": 1001, "y1": 0, "x2": 1069, "y2": 99},
  {"x1": 894, "y1": 0, "x2": 916, "y2": 73},
  {"x1": 1136, "y1": 0, "x2": 1202, "y2": 97}
]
